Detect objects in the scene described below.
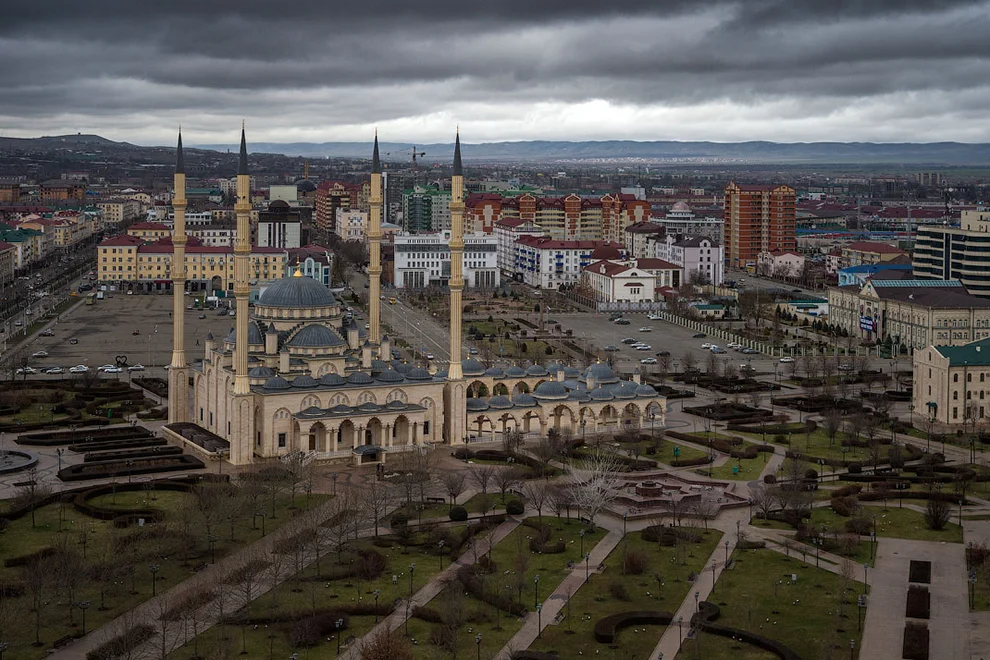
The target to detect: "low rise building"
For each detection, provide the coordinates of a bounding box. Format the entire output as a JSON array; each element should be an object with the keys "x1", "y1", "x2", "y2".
[
  {"x1": 840, "y1": 241, "x2": 906, "y2": 269},
  {"x1": 97, "y1": 198, "x2": 142, "y2": 225},
  {"x1": 128, "y1": 222, "x2": 172, "y2": 241},
  {"x1": 335, "y1": 209, "x2": 367, "y2": 242},
  {"x1": 623, "y1": 221, "x2": 664, "y2": 259},
  {"x1": 913, "y1": 337, "x2": 990, "y2": 425},
  {"x1": 655, "y1": 202, "x2": 724, "y2": 243},
  {"x1": 650, "y1": 234, "x2": 724, "y2": 285},
  {"x1": 757, "y1": 249, "x2": 806, "y2": 280},
  {"x1": 39, "y1": 180, "x2": 87, "y2": 202},
  {"x1": 257, "y1": 200, "x2": 302, "y2": 249},
  {"x1": 0, "y1": 241, "x2": 15, "y2": 285},
  {"x1": 508, "y1": 236, "x2": 624, "y2": 289},
  {"x1": 286, "y1": 245, "x2": 334, "y2": 287},
  {"x1": 494, "y1": 218, "x2": 544, "y2": 275},
  {"x1": 690, "y1": 303, "x2": 727, "y2": 319},
  {"x1": 393, "y1": 231, "x2": 499, "y2": 289},
  {"x1": 827, "y1": 278, "x2": 990, "y2": 352},
  {"x1": 581, "y1": 260, "x2": 657, "y2": 303},
  {"x1": 838, "y1": 263, "x2": 913, "y2": 287}
]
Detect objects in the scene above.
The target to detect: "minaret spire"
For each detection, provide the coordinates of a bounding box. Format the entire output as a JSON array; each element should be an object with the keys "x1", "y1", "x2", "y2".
[
  {"x1": 175, "y1": 128, "x2": 185, "y2": 174},
  {"x1": 238, "y1": 124, "x2": 249, "y2": 175},
  {"x1": 452, "y1": 129, "x2": 462, "y2": 176},
  {"x1": 168, "y1": 128, "x2": 190, "y2": 424},
  {"x1": 445, "y1": 127, "x2": 467, "y2": 444},
  {"x1": 232, "y1": 125, "x2": 251, "y2": 401},
  {"x1": 368, "y1": 131, "x2": 384, "y2": 347}
]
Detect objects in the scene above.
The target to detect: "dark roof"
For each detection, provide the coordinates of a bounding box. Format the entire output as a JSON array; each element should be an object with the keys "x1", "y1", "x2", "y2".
[
  {"x1": 934, "y1": 338, "x2": 990, "y2": 366},
  {"x1": 871, "y1": 284, "x2": 990, "y2": 308},
  {"x1": 286, "y1": 324, "x2": 346, "y2": 348},
  {"x1": 238, "y1": 127, "x2": 249, "y2": 175},
  {"x1": 674, "y1": 235, "x2": 719, "y2": 248},
  {"x1": 258, "y1": 276, "x2": 338, "y2": 308}
]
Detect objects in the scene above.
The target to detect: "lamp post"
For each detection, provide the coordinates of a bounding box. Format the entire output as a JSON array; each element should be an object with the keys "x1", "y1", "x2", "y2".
[
  {"x1": 0, "y1": 641, "x2": 7, "y2": 660},
  {"x1": 409, "y1": 563, "x2": 416, "y2": 597},
  {"x1": 208, "y1": 535, "x2": 217, "y2": 564},
  {"x1": 331, "y1": 472, "x2": 338, "y2": 496},
  {"x1": 849, "y1": 639, "x2": 855, "y2": 660},
  {"x1": 863, "y1": 563, "x2": 869, "y2": 594},
  {"x1": 56, "y1": 447, "x2": 64, "y2": 472},
  {"x1": 533, "y1": 574, "x2": 540, "y2": 609},
  {"x1": 78, "y1": 600, "x2": 90, "y2": 635},
  {"x1": 623, "y1": 513, "x2": 627, "y2": 536},
  {"x1": 579, "y1": 529, "x2": 585, "y2": 557},
  {"x1": 585, "y1": 553, "x2": 590, "y2": 583},
  {"x1": 724, "y1": 539, "x2": 730, "y2": 565},
  {"x1": 374, "y1": 589, "x2": 380, "y2": 623},
  {"x1": 438, "y1": 541, "x2": 445, "y2": 570},
  {"x1": 694, "y1": 590, "x2": 700, "y2": 612},
  {"x1": 536, "y1": 603, "x2": 542, "y2": 638},
  {"x1": 711, "y1": 562, "x2": 717, "y2": 594},
  {"x1": 476, "y1": 633, "x2": 483, "y2": 660},
  {"x1": 150, "y1": 564, "x2": 160, "y2": 596},
  {"x1": 677, "y1": 615, "x2": 683, "y2": 647},
  {"x1": 335, "y1": 618, "x2": 344, "y2": 655}
]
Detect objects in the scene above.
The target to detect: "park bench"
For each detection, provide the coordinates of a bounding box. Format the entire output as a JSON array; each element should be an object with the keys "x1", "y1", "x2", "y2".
[
  {"x1": 192, "y1": 562, "x2": 208, "y2": 572},
  {"x1": 426, "y1": 496, "x2": 445, "y2": 504},
  {"x1": 579, "y1": 516, "x2": 592, "y2": 525},
  {"x1": 50, "y1": 635, "x2": 74, "y2": 651},
  {"x1": 12, "y1": 480, "x2": 35, "y2": 488}
]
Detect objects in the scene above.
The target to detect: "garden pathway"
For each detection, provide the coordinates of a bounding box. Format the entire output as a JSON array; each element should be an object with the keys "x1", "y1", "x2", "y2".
[
  {"x1": 859, "y1": 538, "x2": 969, "y2": 660},
  {"x1": 492, "y1": 520, "x2": 624, "y2": 659}
]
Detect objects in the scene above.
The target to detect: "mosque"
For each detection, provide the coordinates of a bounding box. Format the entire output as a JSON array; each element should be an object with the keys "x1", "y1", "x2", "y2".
[{"x1": 164, "y1": 129, "x2": 666, "y2": 466}]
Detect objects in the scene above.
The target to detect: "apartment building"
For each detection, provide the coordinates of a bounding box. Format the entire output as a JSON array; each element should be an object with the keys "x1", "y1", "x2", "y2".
[
  {"x1": 914, "y1": 210, "x2": 990, "y2": 298},
  {"x1": 393, "y1": 231, "x2": 499, "y2": 289},
  {"x1": 508, "y1": 236, "x2": 625, "y2": 289},
  {"x1": 913, "y1": 337, "x2": 990, "y2": 425},
  {"x1": 723, "y1": 182, "x2": 796, "y2": 269}
]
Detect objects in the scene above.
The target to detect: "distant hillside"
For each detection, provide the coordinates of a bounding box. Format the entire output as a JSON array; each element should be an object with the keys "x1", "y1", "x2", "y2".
[{"x1": 4, "y1": 134, "x2": 990, "y2": 166}]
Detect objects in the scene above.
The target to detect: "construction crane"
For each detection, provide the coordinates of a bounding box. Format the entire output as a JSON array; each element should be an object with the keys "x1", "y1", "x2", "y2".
[{"x1": 382, "y1": 146, "x2": 427, "y2": 169}]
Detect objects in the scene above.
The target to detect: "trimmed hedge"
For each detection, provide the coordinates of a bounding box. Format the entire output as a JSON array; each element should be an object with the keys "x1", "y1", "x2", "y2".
[
  {"x1": 692, "y1": 601, "x2": 801, "y2": 660},
  {"x1": 82, "y1": 445, "x2": 182, "y2": 462},
  {"x1": 449, "y1": 506, "x2": 468, "y2": 521},
  {"x1": 17, "y1": 425, "x2": 152, "y2": 447},
  {"x1": 456, "y1": 564, "x2": 527, "y2": 616},
  {"x1": 506, "y1": 499, "x2": 525, "y2": 515},
  {"x1": 903, "y1": 621, "x2": 929, "y2": 660},
  {"x1": 58, "y1": 454, "x2": 205, "y2": 481},
  {"x1": 86, "y1": 624, "x2": 156, "y2": 660},
  {"x1": 594, "y1": 611, "x2": 674, "y2": 643}
]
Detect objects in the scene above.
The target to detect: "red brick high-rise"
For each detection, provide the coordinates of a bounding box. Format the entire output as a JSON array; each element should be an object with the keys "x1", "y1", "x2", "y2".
[{"x1": 723, "y1": 182, "x2": 796, "y2": 269}]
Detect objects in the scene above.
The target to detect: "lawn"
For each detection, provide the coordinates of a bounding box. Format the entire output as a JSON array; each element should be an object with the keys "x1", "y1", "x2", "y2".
[
  {"x1": 0, "y1": 486, "x2": 323, "y2": 660},
  {"x1": 807, "y1": 505, "x2": 964, "y2": 543},
  {"x1": 698, "y1": 455, "x2": 767, "y2": 481},
  {"x1": 664, "y1": 441, "x2": 710, "y2": 464},
  {"x1": 392, "y1": 492, "x2": 520, "y2": 521},
  {"x1": 706, "y1": 548, "x2": 867, "y2": 660},
  {"x1": 734, "y1": 427, "x2": 894, "y2": 464},
  {"x1": 527, "y1": 526, "x2": 723, "y2": 659}
]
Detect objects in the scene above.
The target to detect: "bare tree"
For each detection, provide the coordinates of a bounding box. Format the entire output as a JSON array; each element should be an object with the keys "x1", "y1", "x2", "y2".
[
  {"x1": 691, "y1": 499, "x2": 718, "y2": 530},
  {"x1": 13, "y1": 467, "x2": 53, "y2": 528},
  {"x1": 823, "y1": 408, "x2": 843, "y2": 447},
  {"x1": 364, "y1": 478, "x2": 395, "y2": 537},
  {"x1": 360, "y1": 627, "x2": 415, "y2": 660},
  {"x1": 493, "y1": 467, "x2": 524, "y2": 503},
  {"x1": 524, "y1": 481, "x2": 550, "y2": 523},
  {"x1": 440, "y1": 471, "x2": 467, "y2": 508},
  {"x1": 705, "y1": 351, "x2": 720, "y2": 376},
  {"x1": 681, "y1": 351, "x2": 698, "y2": 374},
  {"x1": 547, "y1": 484, "x2": 572, "y2": 520},
  {"x1": 470, "y1": 463, "x2": 496, "y2": 496},
  {"x1": 22, "y1": 555, "x2": 52, "y2": 646},
  {"x1": 152, "y1": 595, "x2": 177, "y2": 660},
  {"x1": 750, "y1": 482, "x2": 779, "y2": 520},
  {"x1": 568, "y1": 448, "x2": 622, "y2": 529},
  {"x1": 657, "y1": 353, "x2": 671, "y2": 384},
  {"x1": 502, "y1": 428, "x2": 524, "y2": 454}
]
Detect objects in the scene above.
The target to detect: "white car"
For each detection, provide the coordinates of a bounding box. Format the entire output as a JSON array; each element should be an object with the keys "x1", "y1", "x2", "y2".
[
  {"x1": 44, "y1": 367, "x2": 64, "y2": 374},
  {"x1": 727, "y1": 342, "x2": 742, "y2": 349},
  {"x1": 15, "y1": 367, "x2": 37, "y2": 375},
  {"x1": 103, "y1": 366, "x2": 123, "y2": 374},
  {"x1": 69, "y1": 365, "x2": 89, "y2": 373},
  {"x1": 779, "y1": 357, "x2": 795, "y2": 363},
  {"x1": 425, "y1": 353, "x2": 435, "y2": 360},
  {"x1": 647, "y1": 313, "x2": 662, "y2": 320},
  {"x1": 701, "y1": 343, "x2": 713, "y2": 349},
  {"x1": 635, "y1": 345, "x2": 652, "y2": 351},
  {"x1": 127, "y1": 364, "x2": 145, "y2": 371},
  {"x1": 638, "y1": 326, "x2": 652, "y2": 332},
  {"x1": 640, "y1": 357, "x2": 658, "y2": 365},
  {"x1": 32, "y1": 350, "x2": 49, "y2": 358},
  {"x1": 97, "y1": 364, "x2": 116, "y2": 372}
]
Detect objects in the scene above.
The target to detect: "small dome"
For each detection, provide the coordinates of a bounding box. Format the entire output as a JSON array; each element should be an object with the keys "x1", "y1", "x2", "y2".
[
  {"x1": 287, "y1": 324, "x2": 345, "y2": 348},
  {"x1": 291, "y1": 375, "x2": 318, "y2": 388},
  {"x1": 584, "y1": 363, "x2": 618, "y2": 384},
  {"x1": 434, "y1": 369, "x2": 448, "y2": 380},
  {"x1": 301, "y1": 405, "x2": 322, "y2": 415},
  {"x1": 533, "y1": 381, "x2": 568, "y2": 400},
  {"x1": 636, "y1": 383, "x2": 657, "y2": 397},
  {"x1": 461, "y1": 358, "x2": 486, "y2": 376},
  {"x1": 671, "y1": 201, "x2": 691, "y2": 211},
  {"x1": 319, "y1": 372, "x2": 345, "y2": 386},
  {"x1": 405, "y1": 367, "x2": 433, "y2": 380},
  {"x1": 347, "y1": 371, "x2": 373, "y2": 384},
  {"x1": 358, "y1": 402, "x2": 381, "y2": 412},
  {"x1": 616, "y1": 381, "x2": 639, "y2": 399},
  {"x1": 546, "y1": 361, "x2": 565, "y2": 373},
  {"x1": 330, "y1": 404, "x2": 351, "y2": 414},
  {"x1": 564, "y1": 366, "x2": 582, "y2": 378},
  {"x1": 483, "y1": 366, "x2": 504, "y2": 377},
  {"x1": 376, "y1": 369, "x2": 404, "y2": 383},
  {"x1": 488, "y1": 395, "x2": 514, "y2": 409},
  {"x1": 589, "y1": 387, "x2": 614, "y2": 401},
  {"x1": 248, "y1": 366, "x2": 275, "y2": 378},
  {"x1": 264, "y1": 376, "x2": 290, "y2": 390},
  {"x1": 505, "y1": 365, "x2": 526, "y2": 377},
  {"x1": 259, "y1": 276, "x2": 337, "y2": 309},
  {"x1": 526, "y1": 364, "x2": 548, "y2": 376},
  {"x1": 569, "y1": 389, "x2": 591, "y2": 403},
  {"x1": 467, "y1": 399, "x2": 489, "y2": 412},
  {"x1": 370, "y1": 359, "x2": 389, "y2": 374},
  {"x1": 386, "y1": 400, "x2": 406, "y2": 410},
  {"x1": 392, "y1": 361, "x2": 413, "y2": 373},
  {"x1": 295, "y1": 178, "x2": 317, "y2": 193},
  {"x1": 511, "y1": 392, "x2": 537, "y2": 407}
]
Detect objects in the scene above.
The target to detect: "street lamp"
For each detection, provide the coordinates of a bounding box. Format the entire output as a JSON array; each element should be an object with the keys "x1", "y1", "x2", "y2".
[
  {"x1": 536, "y1": 603, "x2": 543, "y2": 637},
  {"x1": 677, "y1": 616, "x2": 683, "y2": 648},
  {"x1": 78, "y1": 600, "x2": 91, "y2": 635},
  {"x1": 331, "y1": 472, "x2": 338, "y2": 496},
  {"x1": 863, "y1": 563, "x2": 869, "y2": 594},
  {"x1": 335, "y1": 618, "x2": 344, "y2": 655},
  {"x1": 849, "y1": 639, "x2": 855, "y2": 660},
  {"x1": 579, "y1": 529, "x2": 585, "y2": 557},
  {"x1": 438, "y1": 541, "x2": 445, "y2": 569},
  {"x1": 476, "y1": 633, "x2": 483, "y2": 660},
  {"x1": 374, "y1": 589, "x2": 380, "y2": 623},
  {"x1": 409, "y1": 563, "x2": 416, "y2": 597},
  {"x1": 694, "y1": 590, "x2": 700, "y2": 612},
  {"x1": 0, "y1": 641, "x2": 7, "y2": 660},
  {"x1": 724, "y1": 539, "x2": 730, "y2": 565},
  {"x1": 149, "y1": 564, "x2": 160, "y2": 596},
  {"x1": 208, "y1": 534, "x2": 217, "y2": 564},
  {"x1": 585, "y1": 552, "x2": 590, "y2": 583},
  {"x1": 533, "y1": 574, "x2": 540, "y2": 608},
  {"x1": 56, "y1": 447, "x2": 64, "y2": 472}
]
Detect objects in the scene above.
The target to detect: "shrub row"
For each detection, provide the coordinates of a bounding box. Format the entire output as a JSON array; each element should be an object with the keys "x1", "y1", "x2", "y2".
[
  {"x1": 58, "y1": 454, "x2": 205, "y2": 481},
  {"x1": 86, "y1": 624, "x2": 156, "y2": 660},
  {"x1": 727, "y1": 420, "x2": 817, "y2": 436},
  {"x1": 903, "y1": 621, "x2": 930, "y2": 660},
  {"x1": 522, "y1": 518, "x2": 565, "y2": 553},
  {"x1": 17, "y1": 425, "x2": 152, "y2": 446},
  {"x1": 82, "y1": 445, "x2": 182, "y2": 463},
  {"x1": 692, "y1": 601, "x2": 801, "y2": 660},
  {"x1": 593, "y1": 611, "x2": 674, "y2": 643},
  {"x1": 455, "y1": 564, "x2": 527, "y2": 617}
]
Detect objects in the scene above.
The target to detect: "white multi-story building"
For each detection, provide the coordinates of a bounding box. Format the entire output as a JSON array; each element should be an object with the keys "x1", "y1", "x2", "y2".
[
  {"x1": 757, "y1": 250, "x2": 806, "y2": 280},
  {"x1": 650, "y1": 235, "x2": 724, "y2": 285},
  {"x1": 335, "y1": 209, "x2": 367, "y2": 242},
  {"x1": 509, "y1": 236, "x2": 626, "y2": 289},
  {"x1": 656, "y1": 202, "x2": 724, "y2": 243},
  {"x1": 581, "y1": 260, "x2": 656, "y2": 303},
  {"x1": 494, "y1": 218, "x2": 545, "y2": 274},
  {"x1": 393, "y1": 231, "x2": 499, "y2": 289}
]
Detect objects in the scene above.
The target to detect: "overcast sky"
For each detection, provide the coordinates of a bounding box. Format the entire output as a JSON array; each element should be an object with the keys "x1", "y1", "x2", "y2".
[{"x1": 2, "y1": 0, "x2": 989, "y2": 145}]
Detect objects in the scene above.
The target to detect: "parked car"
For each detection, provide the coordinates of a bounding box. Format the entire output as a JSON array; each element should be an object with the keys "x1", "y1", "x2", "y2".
[
  {"x1": 69, "y1": 338, "x2": 78, "y2": 345},
  {"x1": 69, "y1": 365, "x2": 89, "y2": 373},
  {"x1": 127, "y1": 364, "x2": 145, "y2": 371},
  {"x1": 614, "y1": 319, "x2": 630, "y2": 325},
  {"x1": 727, "y1": 342, "x2": 742, "y2": 349},
  {"x1": 32, "y1": 350, "x2": 49, "y2": 358},
  {"x1": 622, "y1": 338, "x2": 638, "y2": 344},
  {"x1": 647, "y1": 313, "x2": 663, "y2": 320},
  {"x1": 655, "y1": 350, "x2": 671, "y2": 357},
  {"x1": 44, "y1": 367, "x2": 64, "y2": 374},
  {"x1": 604, "y1": 345, "x2": 619, "y2": 351},
  {"x1": 635, "y1": 345, "x2": 652, "y2": 351},
  {"x1": 692, "y1": 332, "x2": 707, "y2": 338},
  {"x1": 701, "y1": 343, "x2": 713, "y2": 349},
  {"x1": 425, "y1": 353, "x2": 435, "y2": 360},
  {"x1": 469, "y1": 347, "x2": 479, "y2": 355},
  {"x1": 102, "y1": 366, "x2": 123, "y2": 374},
  {"x1": 741, "y1": 348, "x2": 758, "y2": 354},
  {"x1": 711, "y1": 347, "x2": 727, "y2": 354},
  {"x1": 15, "y1": 367, "x2": 37, "y2": 375},
  {"x1": 40, "y1": 329, "x2": 55, "y2": 337},
  {"x1": 97, "y1": 364, "x2": 116, "y2": 372},
  {"x1": 838, "y1": 364, "x2": 854, "y2": 372},
  {"x1": 792, "y1": 288, "x2": 802, "y2": 293},
  {"x1": 779, "y1": 357, "x2": 795, "y2": 363},
  {"x1": 198, "y1": 313, "x2": 206, "y2": 319},
  {"x1": 638, "y1": 327, "x2": 652, "y2": 332},
  {"x1": 640, "y1": 357, "x2": 658, "y2": 365}
]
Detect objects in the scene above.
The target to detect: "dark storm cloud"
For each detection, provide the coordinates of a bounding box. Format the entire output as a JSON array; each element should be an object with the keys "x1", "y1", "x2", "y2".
[{"x1": 1, "y1": 0, "x2": 989, "y2": 142}]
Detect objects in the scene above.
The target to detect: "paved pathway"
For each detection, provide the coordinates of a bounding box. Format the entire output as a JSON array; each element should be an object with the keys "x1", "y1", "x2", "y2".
[{"x1": 859, "y1": 538, "x2": 969, "y2": 660}]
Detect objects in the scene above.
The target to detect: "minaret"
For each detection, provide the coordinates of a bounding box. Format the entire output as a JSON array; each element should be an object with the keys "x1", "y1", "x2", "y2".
[
  {"x1": 445, "y1": 130, "x2": 467, "y2": 445},
  {"x1": 167, "y1": 130, "x2": 189, "y2": 424},
  {"x1": 448, "y1": 131, "x2": 465, "y2": 380},
  {"x1": 368, "y1": 132, "x2": 383, "y2": 347},
  {"x1": 233, "y1": 125, "x2": 251, "y2": 395}
]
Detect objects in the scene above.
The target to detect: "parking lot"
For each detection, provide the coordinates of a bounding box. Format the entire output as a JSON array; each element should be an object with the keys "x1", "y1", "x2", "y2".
[{"x1": 11, "y1": 290, "x2": 235, "y2": 379}]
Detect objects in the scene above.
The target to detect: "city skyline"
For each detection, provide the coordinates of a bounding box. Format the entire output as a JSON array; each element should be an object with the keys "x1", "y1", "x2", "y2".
[{"x1": 1, "y1": 1, "x2": 989, "y2": 145}]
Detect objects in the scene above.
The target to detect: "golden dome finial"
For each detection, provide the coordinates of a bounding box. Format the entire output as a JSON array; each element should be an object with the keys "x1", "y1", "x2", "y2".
[{"x1": 293, "y1": 265, "x2": 303, "y2": 277}]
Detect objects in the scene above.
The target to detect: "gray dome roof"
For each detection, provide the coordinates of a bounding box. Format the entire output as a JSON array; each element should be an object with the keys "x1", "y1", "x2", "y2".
[
  {"x1": 295, "y1": 178, "x2": 317, "y2": 193},
  {"x1": 376, "y1": 369, "x2": 404, "y2": 383},
  {"x1": 466, "y1": 398, "x2": 489, "y2": 412},
  {"x1": 616, "y1": 381, "x2": 639, "y2": 399},
  {"x1": 347, "y1": 371, "x2": 373, "y2": 385},
  {"x1": 564, "y1": 366, "x2": 582, "y2": 378},
  {"x1": 330, "y1": 404, "x2": 351, "y2": 414},
  {"x1": 358, "y1": 402, "x2": 381, "y2": 412},
  {"x1": 533, "y1": 381, "x2": 568, "y2": 400},
  {"x1": 287, "y1": 324, "x2": 345, "y2": 348},
  {"x1": 636, "y1": 383, "x2": 657, "y2": 397},
  {"x1": 489, "y1": 395, "x2": 514, "y2": 409},
  {"x1": 526, "y1": 364, "x2": 548, "y2": 376},
  {"x1": 434, "y1": 369, "x2": 448, "y2": 379},
  {"x1": 319, "y1": 372, "x2": 345, "y2": 386},
  {"x1": 386, "y1": 400, "x2": 406, "y2": 410},
  {"x1": 264, "y1": 376, "x2": 290, "y2": 390},
  {"x1": 248, "y1": 366, "x2": 275, "y2": 378},
  {"x1": 483, "y1": 366, "x2": 504, "y2": 377},
  {"x1": 511, "y1": 392, "x2": 537, "y2": 406},
  {"x1": 405, "y1": 367, "x2": 433, "y2": 380},
  {"x1": 569, "y1": 389, "x2": 591, "y2": 403},
  {"x1": 505, "y1": 366, "x2": 526, "y2": 377},
  {"x1": 584, "y1": 363, "x2": 618, "y2": 384},
  {"x1": 589, "y1": 386, "x2": 614, "y2": 401},
  {"x1": 370, "y1": 359, "x2": 389, "y2": 374},
  {"x1": 392, "y1": 361, "x2": 412, "y2": 373},
  {"x1": 291, "y1": 374, "x2": 318, "y2": 388},
  {"x1": 224, "y1": 322, "x2": 264, "y2": 346},
  {"x1": 259, "y1": 276, "x2": 337, "y2": 308},
  {"x1": 462, "y1": 358, "x2": 486, "y2": 376},
  {"x1": 300, "y1": 405, "x2": 322, "y2": 415}
]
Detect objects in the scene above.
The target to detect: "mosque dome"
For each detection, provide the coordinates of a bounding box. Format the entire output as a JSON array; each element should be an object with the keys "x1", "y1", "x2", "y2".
[
  {"x1": 589, "y1": 387, "x2": 614, "y2": 401},
  {"x1": 434, "y1": 369, "x2": 448, "y2": 379},
  {"x1": 258, "y1": 275, "x2": 337, "y2": 308},
  {"x1": 405, "y1": 367, "x2": 433, "y2": 380},
  {"x1": 286, "y1": 324, "x2": 345, "y2": 348},
  {"x1": 563, "y1": 366, "x2": 582, "y2": 378},
  {"x1": 376, "y1": 369, "x2": 404, "y2": 383},
  {"x1": 569, "y1": 389, "x2": 591, "y2": 403},
  {"x1": 347, "y1": 371, "x2": 374, "y2": 385},
  {"x1": 370, "y1": 359, "x2": 389, "y2": 374},
  {"x1": 636, "y1": 383, "x2": 657, "y2": 397},
  {"x1": 511, "y1": 392, "x2": 537, "y2": 407},
  {"x1": 295, "y1": 178, "x2": 317, "y2": 194},
  {"x1": 248, "y1": 366, "x2": 275, "y2": 379},
  {"x1": 392, "y1": 361, "x2": 413, "y2": 373},
  {"x1": 461, "y1": 358, "x2": 486, "y2": 376},
  {"x1": 671, "y1": 201, "x2": 691, "y2": 212},
  {"x1": 319, "y1": 372, "x2": 345, "y2": 386},
  {"x1": 467, "y1": 399, "x2": 489, "y2": 412},
  {"x1": 488, "y1": 395, "x2": 514, "y2": 409},
  {"x1": 533, "y1": 381, "x2": 568, "y2": 400},
  {"x1": 505, "y1": 365, "x2": 526, "y2": 377},
  {"x1": 526, "y1": 364, "x2": 548, "y2": 377},
  {"x1": 263, "y1": 376, "x2": 290, "y2": 390},
  {"x1": 386, "y1": 400, "x2": 406, "y2": 410},
  {"x1": 615, "y1": 381, "x2": 639, "y2": 399},
  {"x1": 483, "y1": 366, "x2": 504, "y2": 377},
  {"x1": 584, "y1": 363, "x2": 618, "y2": 384},
  {"x1": 291, "y1": 374, "x2": 318, "y2": 388}
]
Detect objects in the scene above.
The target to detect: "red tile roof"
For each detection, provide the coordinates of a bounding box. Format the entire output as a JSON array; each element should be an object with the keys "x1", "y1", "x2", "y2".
[
  {"x1": 635, "y1": 258, "x2": 680, "y2": 270},
  {"x1": 130, "y1": 221, "x2": 170, "y2": 230},
  {"x1": 844, "y1": 241, "x2": 905, "y2": 255},
  {"x1": 514, "y1": 236, "x2": 624, "y2": 251},
  {"x1": 0, "y1": 241, "x2": 15, "y2": 251},
  {"x1": 99, "y1": 235, "x2": 144, "y2": 247}
]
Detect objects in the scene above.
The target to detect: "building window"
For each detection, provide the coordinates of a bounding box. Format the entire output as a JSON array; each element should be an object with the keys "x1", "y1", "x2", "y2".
[
  {"x1": 953, "y1": 391, "x2": 958, "y2": 400},
  {"x1": 257, "y1": 432, "x2": 262, "y2": 447},
  {"x1": 423, "y1": 421, "x2": 430, "y2": 435},
  {"x1": 278, "y1": 433, "x2": 287, "y2": 448},
  {"x1": 954, "y1": 374, "x2": 959, "y2": 383},
  {"x1": 953, "y1": 407, "x2": 958, "y2": 419}
]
